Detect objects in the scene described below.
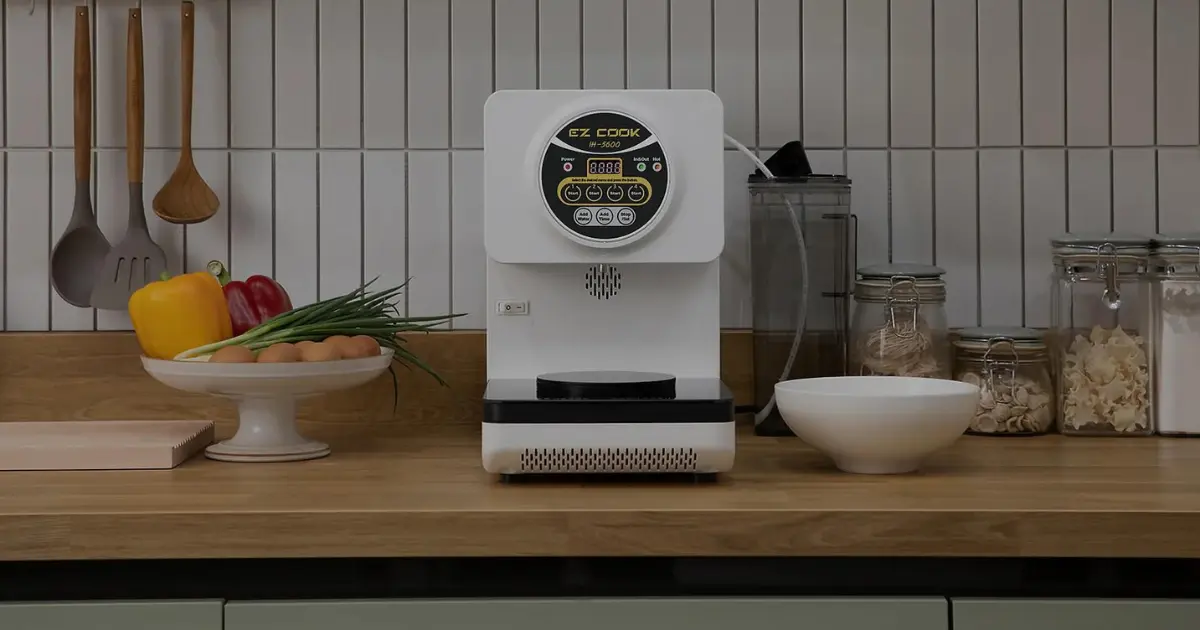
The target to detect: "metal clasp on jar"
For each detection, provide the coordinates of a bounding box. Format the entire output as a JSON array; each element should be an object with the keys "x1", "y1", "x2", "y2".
[
  {"x1": 884, "y1": 275, "x2": 921, "y2": 339},
  {"x1": 1096, "y1": 242, "x2": 1122, "y2": 310},
  {"x1": 982, "y1": 336, "x2": 1020, "y2": 398}
]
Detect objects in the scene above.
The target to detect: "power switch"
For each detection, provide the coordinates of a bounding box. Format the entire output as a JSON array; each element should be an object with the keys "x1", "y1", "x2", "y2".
[{"x1": 495, "y1": 300, "x2": 529, "y2": 316}]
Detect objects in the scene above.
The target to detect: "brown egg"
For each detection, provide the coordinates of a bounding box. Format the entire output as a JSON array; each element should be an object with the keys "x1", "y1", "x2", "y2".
[
  {"x1": 350, "y1": 335, "x2": 381, "y2": 357},
  {"x1": 299, "y1": 341, "x2": 342, "y2": 362},
  {"x1": 256, "y1": 343, "x2": 301, "y2": 363},
  {"x1": 295, "y1": 340, "x2": 318, "y2": 351},
  {"x1": 323, "y1": 335, "x2": 366, "y2": 359},
  {"x1": 210, "y1": 345, "x2": 256, "y2": 363}
]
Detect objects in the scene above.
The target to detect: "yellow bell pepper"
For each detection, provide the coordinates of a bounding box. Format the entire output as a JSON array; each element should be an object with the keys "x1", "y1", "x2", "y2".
[{"x1": 129, "y1": 271, "x2": 234, "y2": 360}]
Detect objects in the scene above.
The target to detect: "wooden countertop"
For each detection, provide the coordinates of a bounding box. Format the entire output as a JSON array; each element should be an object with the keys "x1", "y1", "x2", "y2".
[{"x1": 3, "y1": 433, "x2": 1200, "y2": 561}]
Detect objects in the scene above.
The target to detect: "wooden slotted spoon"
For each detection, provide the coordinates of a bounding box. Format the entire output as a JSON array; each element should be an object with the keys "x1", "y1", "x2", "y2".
[{"x1": 152, "y1": 1, "x2": 218, "y2": 224}]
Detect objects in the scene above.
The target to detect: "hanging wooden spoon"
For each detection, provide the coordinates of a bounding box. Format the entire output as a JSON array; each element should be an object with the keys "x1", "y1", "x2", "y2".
[{"x1": 153, "y1": 0, "x2": 218, "y2": 224}]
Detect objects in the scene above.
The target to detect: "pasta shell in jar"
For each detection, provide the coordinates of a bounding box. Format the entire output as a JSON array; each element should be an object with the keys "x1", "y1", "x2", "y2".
[{"x1": 953, "y1": 327, "x2": 1054, "y2": 436}]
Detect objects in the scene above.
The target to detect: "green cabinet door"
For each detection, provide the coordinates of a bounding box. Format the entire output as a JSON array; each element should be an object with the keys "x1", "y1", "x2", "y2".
[
  {"x1": 0, "y1": 600, "x2": 223, "y2": 630},
  {"x1": 225, "y1": 597, "x2": 947, "y2": 630},
  {"x1": 953, "y1": 599, "x2": 1200, "y2": 630}
]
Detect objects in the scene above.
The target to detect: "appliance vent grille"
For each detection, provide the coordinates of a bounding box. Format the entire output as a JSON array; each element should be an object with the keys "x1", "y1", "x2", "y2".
[
  {"x1": 519, "y1": 447, "x2": 699, "y2": 473},
  {"x1": 584, "y1": 264, "x2": 621, "y2": 300}
]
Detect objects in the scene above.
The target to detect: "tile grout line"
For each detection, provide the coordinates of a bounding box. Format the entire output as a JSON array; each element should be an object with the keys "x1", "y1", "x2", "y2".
[
  {"x1": 226, "y1": 0, "x2": 234, "y2": 272},
  {"x1": 930, "y1": 0, "x2": 937, "y2": 267},
  {"x1": 359, "y1": 0, "x2": 365, "y2": 288},
  {"x1": 3, "y1": 0, "x2": 9, "y2": 330},
  {"x1": 447, "y1": 0, "x2": 455, "y2": 325},
  {"x1": 1018, "y1": 0, "x2": 1027, "y2": 327},
  {"x1": 270, "y1": 0, "x2": 278, "y2": 279},
  {"x1": 404, "y1": 0, "x2": 410, "y2": 316},
  {"x1": 46, "y1": 0, "x2": 54, "y2": 330},
  {"x1": 314, "y1": 0, "x2": 322, "y2": 300},
  {"x1": 974, "y1": 0, "x2": 982, "y2": 326}
]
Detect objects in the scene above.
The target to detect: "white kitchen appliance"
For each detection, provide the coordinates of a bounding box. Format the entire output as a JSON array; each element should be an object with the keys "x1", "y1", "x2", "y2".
[{"x1": 482, "y1": 89, "x2": 735, "y2": 478}]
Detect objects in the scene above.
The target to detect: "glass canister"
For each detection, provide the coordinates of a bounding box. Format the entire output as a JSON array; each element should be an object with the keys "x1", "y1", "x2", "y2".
[
  {"x1": 953, "y1": 327, "x2": 1054, "y2": 435},
  {"x1": 1149, "y1": 235, "x2": 1200, "y2": 436},
  {"x1": 850, "y1": 263, "x2": 951, "y2": 378},
  {"x1": 1051, "y1": 234, "x2": 1153, "y2": 436}
]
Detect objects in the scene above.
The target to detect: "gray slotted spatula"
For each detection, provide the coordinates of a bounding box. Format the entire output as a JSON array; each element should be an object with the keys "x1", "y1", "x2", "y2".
[{"x1": 91, "y1": 8, "x2": 166, "y2": 311}]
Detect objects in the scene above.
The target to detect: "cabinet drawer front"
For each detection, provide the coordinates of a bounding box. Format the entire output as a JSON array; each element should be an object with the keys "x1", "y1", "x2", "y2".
[
  {"x1": 953, "y1": 599, "x2": 1200, "y2": 630},
  {"x1": 225, "y1": 597, "x2": 947, "y2": 630},
  {"x1": 0, "y1": 600, "x2": 223, "y2": 630}
]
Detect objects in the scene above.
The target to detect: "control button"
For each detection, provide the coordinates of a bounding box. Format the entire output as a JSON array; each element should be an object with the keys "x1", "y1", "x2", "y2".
[
  {"x1": 585, "y1": 185, "x2": 603, "y2": 202},
  {"x1": 563, "y1": 184, "x2": 582, "y2": 203},
  {"x1": 637, "y1": 162, "x2": 647, "y2": 172},
  {"x1": 563, "y1": 162, "x2": 573, "y2": 172},
  {"x1": 595, "y1": 208, "x2": 614, "y2": 225},
  {"x1": 652, "y1": 162, "x2": 663, "y2": 172},
  {"x1": 606, "y1": 185, "x2": 624, "y2": 202},
  {"x1": 573, "y1": 207, "x2": 593, "y2": 225},
  {"x1": 616, "y1": 207, "x2": 635, "y2": 226},
  {"x1": 627, "y1": 185, "x2": 646, "y2": 202},
  {"x1": 496, "y1": 300, "x2": 529, "y2": 316}
]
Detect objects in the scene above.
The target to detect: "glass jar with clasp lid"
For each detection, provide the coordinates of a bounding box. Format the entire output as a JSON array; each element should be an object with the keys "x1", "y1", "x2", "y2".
[
  {"x1": 1149, "y1": 235, "x2": 1200, "y2": 436},
  {"x1": 1051, "y1": 234, "x2": 1153, "y2": 436},
  {"x1": 850, "y1": 263, "x2": 951, "y2": 379},
  {"x1": 953, "y1": 327, "x2": 1054, "y2": 435}
]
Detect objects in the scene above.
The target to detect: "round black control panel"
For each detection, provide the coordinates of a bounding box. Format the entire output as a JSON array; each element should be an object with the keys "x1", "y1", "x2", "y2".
[
  {"x1": 536, "y1": 370, "x2": 677, "y2": 400},
  {"x1": 539, "y1": 110, "x2": 670, "y2": 244}
]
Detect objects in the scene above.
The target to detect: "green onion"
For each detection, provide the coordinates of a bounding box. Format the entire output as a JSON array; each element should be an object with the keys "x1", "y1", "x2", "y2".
[{"x1": 175, "y1": 277, "x2": 465, "y2": 385}]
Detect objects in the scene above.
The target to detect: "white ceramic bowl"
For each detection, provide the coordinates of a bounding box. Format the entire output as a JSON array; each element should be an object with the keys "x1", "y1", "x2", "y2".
[{"x1": 774, "y1": 376, "x2": 980, "y2": 474}]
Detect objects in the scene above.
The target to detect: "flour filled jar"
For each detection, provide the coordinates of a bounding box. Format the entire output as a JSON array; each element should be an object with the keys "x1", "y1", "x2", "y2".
[
  {"x1": 1051, "y1": 234, "x2": 1153, "y2": 436},
  {"x1": 1150, "y1": 235, "x2": 1200, "y2": 436},
  {"x1": 953, "y1": 327, "x2": 1054, "y2": 435},
  {"x1": 850, "y1": 264, "x2": 951, "y2": 379}
]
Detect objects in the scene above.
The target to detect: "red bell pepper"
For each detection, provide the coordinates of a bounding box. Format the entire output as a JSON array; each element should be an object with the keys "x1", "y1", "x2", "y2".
[{"x1": 207, "y1": 260, "x2": 294, "y2": 336}]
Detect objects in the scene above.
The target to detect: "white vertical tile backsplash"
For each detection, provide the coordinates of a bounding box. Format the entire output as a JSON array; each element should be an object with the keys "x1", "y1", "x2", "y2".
[
  {"x1": 845, "y1": 0, "x2": 888, "y2": 148},
  {"x1": 977, "y1": 149, "x2": 1023, "y2": 327},
  {"x1": 274, "y1": 0, "x2": 318, "y2": 148},
  {"x1": 582, "y1": 0, "x2": 625, "y2": 89},
  {"x1": 1157, "y1": 0, "x2": 1200, "y2": 145},
  {"x1": 934, "y1": 150, "x2": 978, "y2": 328},
  {"x1": 1065, "y1": 0, "x2": 1110, "y2": 147},
  {"x1": 976, "y1": 0, "x2": 1021, "y2": 147},
  {"x1": 406, "y1": 151, "x2": 451, "y2": 329},
  {"x1": 319, "y1": 0, "x2": 362, "y2": 149},
  {"x1": 801, "y1": 0, "x2": 843, "y2": 148},
  {"x1": 757, "y1": 0, "x2": 801, "y2": 147},
  {"x1": 407, "y1": 0, "x2": 449, "y2": 149},
  {"x1": 6, "y1": 152, "x2": 49, "y2": 330},
  {"x1": 1022, "y1": 0, "x2": 1067, "y2": 146},
  {"x1": 1022, "y1": 149, "x2": 1067, "y2": 329},
  {"x1": 1, "y1": 0, "x2": 1197, "y2": 332},
  {"x1": 889, "y1": 150, "x2": 934, "y2": 264},
  {"x1": 317, "y1": 151, "x2": 362, "y2": 298},
  {"x1": 889, "y1": 0, "x2": 933, "y2": 148},
  {"x1": 362, "y1": 0, "x2": 406, "y2": 149},
  {"x1": 273, "y1": 152, "x2": 318, "y2": 307},
  {"x1": 626, "y1": 0, "x2": 668, "y2": 90},
  {"x1": 7, "y1": 3, "x2": 48, "y2": 148}
]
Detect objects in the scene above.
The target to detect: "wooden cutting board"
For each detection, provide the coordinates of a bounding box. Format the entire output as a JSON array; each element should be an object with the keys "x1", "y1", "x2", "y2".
[{"x1": 0, "y1": 420, "x2": 214, "y2": 471}]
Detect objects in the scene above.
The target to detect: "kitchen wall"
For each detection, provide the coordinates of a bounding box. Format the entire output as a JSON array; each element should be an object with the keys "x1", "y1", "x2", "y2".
[{"x1": 1, "y1": 0, "x2": 1198, "y2": 332}]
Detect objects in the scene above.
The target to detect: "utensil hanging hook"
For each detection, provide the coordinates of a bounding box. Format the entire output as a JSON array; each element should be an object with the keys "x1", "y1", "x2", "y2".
[{"x1": 27, "y1": 0, "x2": 35, "y2": 16}]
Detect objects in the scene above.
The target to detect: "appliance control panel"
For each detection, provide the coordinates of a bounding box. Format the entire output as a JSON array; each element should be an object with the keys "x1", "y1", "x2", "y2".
[{"x1": 539, "y1": 110, "x2": 669, "y2": 244}]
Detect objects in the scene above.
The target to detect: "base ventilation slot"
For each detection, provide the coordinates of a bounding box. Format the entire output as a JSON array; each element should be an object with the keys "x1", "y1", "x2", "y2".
[{"x1": 519, "y1": 447, "x2": 699, "y2": 473}]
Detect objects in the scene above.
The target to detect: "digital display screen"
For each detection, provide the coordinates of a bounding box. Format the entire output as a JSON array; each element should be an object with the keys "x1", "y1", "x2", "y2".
[{"x1": 588, "y1": 158, "x2": 622, "y2": 176}]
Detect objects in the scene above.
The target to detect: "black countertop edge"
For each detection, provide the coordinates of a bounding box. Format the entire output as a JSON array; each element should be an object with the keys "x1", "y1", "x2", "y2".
[{"x1": 4, "y1": 557, "x2": 1200, "y2": 601}]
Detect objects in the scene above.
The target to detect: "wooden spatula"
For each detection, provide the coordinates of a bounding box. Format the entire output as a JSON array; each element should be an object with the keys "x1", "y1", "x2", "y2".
[
  {"x1": 90, "y1": 8, "x2": 167, "y2": 311},
  {"x1": 152, "y1": 1, "x2": 218, "y2": 225}
]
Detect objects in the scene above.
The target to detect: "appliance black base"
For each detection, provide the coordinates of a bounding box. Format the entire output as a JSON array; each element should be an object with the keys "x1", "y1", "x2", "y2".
[{"x1": 483, "y1": 378, "x2": 733, "y2": 425}]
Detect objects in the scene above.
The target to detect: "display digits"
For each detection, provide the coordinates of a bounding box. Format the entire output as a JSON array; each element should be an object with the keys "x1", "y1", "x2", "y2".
[{"x1": 589, "y1": 159, "x2": 620, "y2": 175}]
